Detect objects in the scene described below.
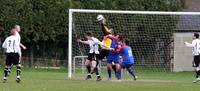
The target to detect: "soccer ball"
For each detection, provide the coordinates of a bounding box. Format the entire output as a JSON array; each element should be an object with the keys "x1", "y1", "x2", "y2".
[{"x1": 96, "y1": 14, "x2": 105, "y2": 21}]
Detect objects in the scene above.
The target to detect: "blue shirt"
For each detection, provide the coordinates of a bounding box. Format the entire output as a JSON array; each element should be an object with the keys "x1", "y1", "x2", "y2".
[
  {"x1": 111, "y1": 38, "x2": 118, "y2": 49},
  {"x1": 107, "y1": 38, "x2": 119, "y2": 60},
  {"x1": 121, "y1": 46, "x2": 134, "y2": 64}
]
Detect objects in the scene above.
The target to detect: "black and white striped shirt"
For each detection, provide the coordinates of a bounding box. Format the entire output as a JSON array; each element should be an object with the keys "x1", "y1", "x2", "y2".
[
  {"x1": 185, "y1": 39, "x2": 200, "y2": 56},
  {"x1": 88, "y1": 37, "x2": 102, "y2": 54}
]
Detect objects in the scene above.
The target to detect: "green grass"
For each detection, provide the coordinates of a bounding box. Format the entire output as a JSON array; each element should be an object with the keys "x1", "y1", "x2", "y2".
[{"x1": 0, "y1": 68, "x2": 199, "y2": 91}]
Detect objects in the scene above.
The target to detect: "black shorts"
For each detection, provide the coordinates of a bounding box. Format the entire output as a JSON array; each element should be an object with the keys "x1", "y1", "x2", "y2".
[
  {"x1": 87, "y1": 53, "x2": 99, "y2": 61},
  {"x1": 193, "y1": 55, "x2": 200, "y2": 67},
  {"x1": 6, "y1": 53, "x2": 20, "y2": 66},
  {"x1": 98, "y1": 49, "x2": 109, "y2": 60}
]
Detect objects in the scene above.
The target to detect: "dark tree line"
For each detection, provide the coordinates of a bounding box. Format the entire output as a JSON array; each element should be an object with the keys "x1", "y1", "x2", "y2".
[{"x1": 0, "y1": 0, "x2": 185, "y2": 67}]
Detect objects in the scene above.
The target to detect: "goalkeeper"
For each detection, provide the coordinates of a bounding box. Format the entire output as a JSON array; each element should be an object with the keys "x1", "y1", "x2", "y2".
[
  {"x1": 97, "y1": 15, "x2": 119, "y2": 80},
  {"x1": 97, "y1": 15, "x2": 113, "y2": 60}
]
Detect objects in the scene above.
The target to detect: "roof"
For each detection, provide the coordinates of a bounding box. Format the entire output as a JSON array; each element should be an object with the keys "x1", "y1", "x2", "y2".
[{"x1": 175, "y1": 13, "x2": 200, "y2": 31}]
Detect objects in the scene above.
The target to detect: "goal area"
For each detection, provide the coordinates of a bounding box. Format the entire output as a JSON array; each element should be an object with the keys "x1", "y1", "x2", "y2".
[{"x1": 68, "y1": 9, "x2": 200, "y2": 78}]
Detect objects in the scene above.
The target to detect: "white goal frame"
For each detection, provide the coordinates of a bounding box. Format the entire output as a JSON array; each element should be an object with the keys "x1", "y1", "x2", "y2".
[{"x1": 68, "y1": 9, "x2": 200, "y2": 78}]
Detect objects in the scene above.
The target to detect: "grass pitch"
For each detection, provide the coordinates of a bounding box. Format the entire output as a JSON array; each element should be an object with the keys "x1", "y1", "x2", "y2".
[{"x1": 0, "y1": 67, "x2": 199, "y2": 91}]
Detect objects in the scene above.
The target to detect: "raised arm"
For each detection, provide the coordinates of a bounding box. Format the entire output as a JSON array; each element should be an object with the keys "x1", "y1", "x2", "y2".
[
  {"x1": 97, "y1": 15, "x2": 111, "y2": 35},
  {"x1": 77, "y1": 39, "x2": 89, "y2": 45},
  {"x1": 184, "y1": 40, "x2": 196, "y2": 47},
  {"x1": 100, "y1": 23, "x2": 111, "y2": 35}
]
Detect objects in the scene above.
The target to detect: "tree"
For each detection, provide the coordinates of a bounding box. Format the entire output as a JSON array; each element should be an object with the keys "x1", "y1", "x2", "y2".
[{"x1": 0, "y1": 0, "x2": 185, "y2": 67}]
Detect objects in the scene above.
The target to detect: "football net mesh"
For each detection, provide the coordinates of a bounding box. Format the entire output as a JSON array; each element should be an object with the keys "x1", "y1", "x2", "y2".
[{"x1": 69, "y1": 9, "x2": 200, "y2": 79}]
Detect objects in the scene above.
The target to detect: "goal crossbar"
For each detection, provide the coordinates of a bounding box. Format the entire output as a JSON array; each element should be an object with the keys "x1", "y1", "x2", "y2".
[{"x1": 70, "y1": 9, "x2": 200, "y2": 15}]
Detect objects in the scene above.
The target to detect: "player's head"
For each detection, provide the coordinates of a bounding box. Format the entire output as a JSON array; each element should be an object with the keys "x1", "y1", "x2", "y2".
[
  {"x1": 113, "y1": 32, "x2": 120, "y2": 39},
  {"x1": 118, "y1": 36, "x2": 125, "y2": 46},
  {"x1": 194, "y1": 33, "x2": 199, "y2": 39},
  {"x1": 10, "y1": 28, "x2": 16, "y2": 35},
  {"x1": 85, "y1": 31, "x2": 93, "y2": 39},
  {"x1": 123, "y1": 39, "x2": 130, "y2": 46},
  {"x1": 14, "y1": 25, "x2": 21, "y2": 32},
  {"x1": 118, "y1": 36, "x2": 123, "y2": 42}
]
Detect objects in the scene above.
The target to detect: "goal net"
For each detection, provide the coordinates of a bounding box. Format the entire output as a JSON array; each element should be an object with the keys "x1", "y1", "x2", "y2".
[{"x1": 68, "y1": 9, "x2": 200, "y2": 79}]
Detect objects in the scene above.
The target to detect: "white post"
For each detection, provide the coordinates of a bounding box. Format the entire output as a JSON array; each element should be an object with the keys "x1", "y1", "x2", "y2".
[
  {"x1": 82, "y1": 59, "x2": 84, "y2": 74},
  {"x1": 68, "y1": 9, "x2": 73, "y2": 78},
  {"x1": 73, "y1": 57, "x2": 76, "y2": 73}
]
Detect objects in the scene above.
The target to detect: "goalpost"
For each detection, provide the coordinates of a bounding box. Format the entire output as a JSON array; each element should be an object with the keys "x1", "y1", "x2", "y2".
[{"x1": 68, "y1": 9, "x2": 200, "y2": 78}]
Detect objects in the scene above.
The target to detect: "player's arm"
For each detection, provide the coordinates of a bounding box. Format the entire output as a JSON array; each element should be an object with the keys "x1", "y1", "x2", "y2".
[
  {"x1": 100, "y1": 23, "x2": 111, "y2": 35},
  {"x1": 77, "y1": 39, "x2": 89, "y2": 45},
  {"x1": 2, "y1": 38, "x2": 8, "y2": 49},
  {"x1": 114, "y1": 44, "x2": 122, "y2": 53},
  {"x1": 95, "y1": 41, "x2": 104, "y2": 47},
  {"x1": 97, "y1": 15, "x2": 111, "y2": 35},
  {"x1": 20, "y1": 43, "x2": 27, "y2": 50},
  {"x1": 184, "y1": 40, "x2": 195, "y2": 47},
  {"x1": 93, "y1": 38, "x2": 112, "y2": 50},
  {"x1": 94, "y1": 40, "x2": 113, "y2": 50},
  {"x1": 104, "y1": 47, "x2": 115, "y2": 51},
  {"x1": 98, "y1": 41, "x2": 114, "y2": 51},
  {"x1": 106, "y1": 34, "x2": 117, "y2": 40},
  {"x1": 94, "y1": 38, "x2": 104, "y2": 46}
]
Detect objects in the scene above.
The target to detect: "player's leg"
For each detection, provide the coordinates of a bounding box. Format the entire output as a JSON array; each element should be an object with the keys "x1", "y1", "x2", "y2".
[
  {"x1": 92, "y1": 54, "x2": 102, "y2": 81},
  {"x1": 3, "y1": 53, "x2": 12, "y2": 83},
  {"x1": 85, "y1": 53, "x2": 94, "y2": 80},
  {"x1": 196, "y1": 55, "x2": 200, "y2": 78},
  {"x1": 13, "y1": 53, "x2": 21, "y2": 83},
  {"x1": 99, "y1": 49, "x2": 111, "y2": 80},
  {"x1": 193, "y1": 55, "x2": 200, "y2": 83},
  {"x1": 115, "y1": 63, "x2": 121, "y2": 80},
  {"x1": 111, "y1": 62, "x2": 117, "y2": 78},
  {"x1": 7, "y1": 65, "x2": 12, "y2": 76},
  {"x1": 125, "y1": 64, "x2": 136, "y2": 80},
  {"x1": 91, "y1": 53, "x2": 98, "y2": 74},
  {"x1": 113, "y1": 55, "x2": 122, "y2": 80},
  {"x1": 94, "y1": 60, "x2": 102, "y2": 81},
  {"x1": 107, "y1": 63, "x2": 112, "y2": 80},
  {"x1": 107, "y1": 54, "x2": 114, "y2": 80},
  {"x1": 91, "y1": 61, "x2": 97, "y2": 73},
  {"x1": 91, "y1": 60, "x2": 101, "y2": 79},
  {"x1": 193, "y1": 67, "x2": 200, "y2": 83},
  {"x1": 16, "y1": 64, "x2": 21, "y2": 83},
  {"x1": 3, "y1": 65, "x2": 11, "y2": 83},
  {"x1": 106, "y1": 54, "x2": 113, "y2": 80},
  {"x1": 113, "y1": 56, "x2": 121, "y2": 80},
  {"x1": 85, "y1": 59, "x2": 92, "y2": 80}
]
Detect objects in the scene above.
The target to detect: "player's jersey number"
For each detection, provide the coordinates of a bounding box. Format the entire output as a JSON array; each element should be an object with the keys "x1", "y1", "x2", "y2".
[{"x1": 8, "y1": 40, "x2": 15, "y2": 47}]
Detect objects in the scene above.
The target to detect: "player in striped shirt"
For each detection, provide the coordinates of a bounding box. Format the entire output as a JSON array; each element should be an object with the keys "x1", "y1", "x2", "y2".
[
  {"x1": 77, "y1": 32, "x2": 103, "y2": 81},
  {"x1": 185, "y1": 33, "x2": 200, "y2": 83},
  {"x1": 6, "y1": 25, "x2": 27, "y2": 77},
  {"x1": 2, "y1": 29, "x2": 22, "y2": 83}
]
